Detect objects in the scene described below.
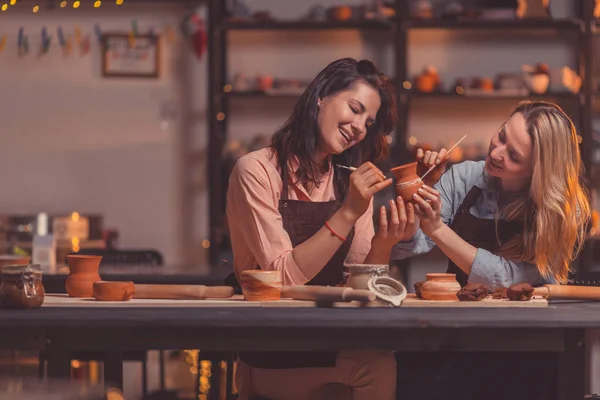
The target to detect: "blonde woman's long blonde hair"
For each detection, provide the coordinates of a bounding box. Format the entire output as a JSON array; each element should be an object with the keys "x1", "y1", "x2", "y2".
[{"x1": 497, "y1": 101, "x2": 591, "y2": 284}]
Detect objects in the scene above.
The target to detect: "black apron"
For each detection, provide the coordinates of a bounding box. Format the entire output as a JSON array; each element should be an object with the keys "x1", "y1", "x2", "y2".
[
  {"x1": 397, "y1": 185, "x2": 557, "y2": 400},
  {"x1": 236, "y1": 162, "x2": 355, "y2": 369}
]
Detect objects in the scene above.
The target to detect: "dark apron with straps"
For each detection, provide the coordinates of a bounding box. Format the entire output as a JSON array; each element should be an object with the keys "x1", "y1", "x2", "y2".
[
  {"x1": 397, "y1": 185, "x2": 557, "y2": 400},
  {"x1": 237, "y1": 162, "x2": 355, "y2": 369},
  {"x1": 446, "y1": 185, "x2": 523, "y2": 286}
]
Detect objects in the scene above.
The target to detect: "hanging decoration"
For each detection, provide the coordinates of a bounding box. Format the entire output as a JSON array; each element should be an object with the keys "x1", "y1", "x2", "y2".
[
  {"x1": 180, "y1": 11, "x2": 206, "y2": 60},
  {"x1": 0, "y1": 22, "x2": 178, "y2": 58},
  {"x1": 128, "y1": 19, "x2": 137, "y2": 48},
  {"x1": 18, "y1": 26, "x2": 28, "y2": 56},
  {"x1": 40, "y1": 26, "x2": 51, "y2": 54},
  {"x1": 94, "y1": 24, "x2": 103, "y2": 44}
]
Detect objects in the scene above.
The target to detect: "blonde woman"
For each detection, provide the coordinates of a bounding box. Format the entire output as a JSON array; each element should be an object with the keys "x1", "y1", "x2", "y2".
[{"x1": 391, "y1": 100, "x2": 592, "y2": 400}]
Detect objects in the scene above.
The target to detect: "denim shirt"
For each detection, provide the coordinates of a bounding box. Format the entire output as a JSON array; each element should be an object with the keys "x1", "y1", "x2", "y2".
[{"x1": 390, "y1": 160, "x2": 550, "y2": 289}]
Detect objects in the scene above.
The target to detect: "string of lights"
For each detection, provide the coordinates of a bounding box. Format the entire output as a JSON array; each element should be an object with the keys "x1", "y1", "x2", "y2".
[{"x1": 0, "y1": 0, "x2": 126, "y2": 13}]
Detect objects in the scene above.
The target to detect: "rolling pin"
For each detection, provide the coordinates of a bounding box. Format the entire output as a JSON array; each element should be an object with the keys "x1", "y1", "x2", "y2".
[
  {"x1": 281, "y1": 285, "x2": 375, "y2": 303},
  {"x1": 134, "y1": 284, "x2": 234, "y2": 300},
  {"x1": 533, "y1": 284, "x2": 600, "y2": 301}
]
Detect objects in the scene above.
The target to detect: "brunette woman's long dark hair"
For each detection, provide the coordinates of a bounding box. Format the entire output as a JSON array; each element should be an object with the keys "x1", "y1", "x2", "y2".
[{"x1": 270, "y1": 57, "x2": 397, "y2": 200}]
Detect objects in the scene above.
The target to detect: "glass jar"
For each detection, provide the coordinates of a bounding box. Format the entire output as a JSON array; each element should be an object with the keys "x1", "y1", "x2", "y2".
[{"x1": 0, "y1": 264, "x2": 45, "y2": 309}]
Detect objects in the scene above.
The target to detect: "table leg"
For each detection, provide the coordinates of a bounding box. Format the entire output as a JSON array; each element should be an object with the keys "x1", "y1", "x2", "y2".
[
  {"x1": 45, "y1": 328, "x2": 70, "y2": 380},
  {"x1": 558, "y1": 329, "x2": 586, "y2": 400},
  {"x1": 103, "y1": 351, "x2": 124, "y2": 391}
]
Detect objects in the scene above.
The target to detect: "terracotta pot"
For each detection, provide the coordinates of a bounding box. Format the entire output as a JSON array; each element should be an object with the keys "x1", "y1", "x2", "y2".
[
  {"x1": 415, "y1": 74, "x2": 436, "y2": 93},
  {"x1": 256, "y1": 75, "x2": 274, "y2": 92},
  {"x1": 93, "y1": 281, "x2": 135, "y2": 301},
  {"x1": 420, "y1": 273, "x2": 461, "y2": 301},
  {"x1": 65, "y1": 255, "x2": 102, "y2": 298},
  {"x1": 390, "y1": 162, "x2": 423, "y2": 203},
  {"x1": 0, "y1": 255, "x2": 31, "y2": 268},
  {"x1": 240, "y1": 270, "x2": 281, "y2": 301}
]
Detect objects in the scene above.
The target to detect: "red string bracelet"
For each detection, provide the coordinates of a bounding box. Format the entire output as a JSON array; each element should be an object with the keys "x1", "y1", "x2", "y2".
[{"x1": 325, "y1": 221, "x2": 346, "y2": 242}]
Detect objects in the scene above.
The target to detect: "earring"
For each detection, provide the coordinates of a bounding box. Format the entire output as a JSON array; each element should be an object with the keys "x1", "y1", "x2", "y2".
[{"x1": 317, "y1": 99, "x2": 321, "y2": 107}]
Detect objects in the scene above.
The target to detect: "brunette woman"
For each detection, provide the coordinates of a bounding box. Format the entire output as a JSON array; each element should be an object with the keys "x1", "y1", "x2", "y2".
[{"x1": 227, "y1": 58, "x2": 404, "y2": 400}]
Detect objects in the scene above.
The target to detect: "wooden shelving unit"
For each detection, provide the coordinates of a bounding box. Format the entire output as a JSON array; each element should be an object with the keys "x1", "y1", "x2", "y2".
[{"x1": 205, "y1": 0, "x2": 597, "y2": 276}]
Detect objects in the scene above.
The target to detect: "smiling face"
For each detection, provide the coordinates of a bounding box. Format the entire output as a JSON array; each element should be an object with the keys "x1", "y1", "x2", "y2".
[
  {"x1": 485, "y1": 111, "x2": 534, "y2": 191},
  {"x1": 315, "y1": 81, "x2": 381, "y2": 162}
]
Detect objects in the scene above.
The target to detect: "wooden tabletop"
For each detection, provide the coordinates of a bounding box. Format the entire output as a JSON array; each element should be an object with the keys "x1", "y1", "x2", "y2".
[{"x1": 2, "y1": 295, "x2": 600, "y2": 329}]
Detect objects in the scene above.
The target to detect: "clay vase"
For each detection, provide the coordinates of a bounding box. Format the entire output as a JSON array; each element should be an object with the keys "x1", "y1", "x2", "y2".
[
  {"x1": 420, "y1": 273, "x2": 461, "y2": 301},
  {"x1": 390, "y1": 162, "x2": 423, "y2": 203},
  {"x1": 65, "y1": 255, "x2": 102, "y2": 298},
  {"x1": 240, "y1": 270, "x2": 282, "y2": 301}
]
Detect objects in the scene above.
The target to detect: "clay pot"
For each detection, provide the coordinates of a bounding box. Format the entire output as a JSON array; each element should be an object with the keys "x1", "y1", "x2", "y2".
[
  {"x1": 415, "y1": 74, "x2": 436, "y2": 93},
  {"x1": 420, "y1": 273, "x2": 461, "y2": 301},
  {"x1": 390, "y1": 162, "x2": 423, "y2": 203},
  {"x1": 329, "y1": 6, "x2": 352, "y2": 20},
  {"x1": 93, "y1": 281, "x2": 135, "y2": 301},
  {"x1": 65, "y1": 255, "x2": 102, "y2": 298},
  {"x1": 0, "y1": 255, "x2": 31, "y2": 268},
  {"x1": 256, "y1": 75, "x2": 274, "y2": 92},
  {"x1": 240, "y1": 270, "x2": 281, "y2": 301}
]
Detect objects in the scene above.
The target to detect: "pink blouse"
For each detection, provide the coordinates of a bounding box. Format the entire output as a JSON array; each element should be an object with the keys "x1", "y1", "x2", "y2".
[{"x1": 226, "y1": 148, "x2": 375, "y2": 286}]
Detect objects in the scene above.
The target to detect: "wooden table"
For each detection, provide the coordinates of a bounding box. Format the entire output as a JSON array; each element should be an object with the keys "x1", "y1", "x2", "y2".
[{"x1": 0, "y1": 296, "x2": 597, "y2": 400}]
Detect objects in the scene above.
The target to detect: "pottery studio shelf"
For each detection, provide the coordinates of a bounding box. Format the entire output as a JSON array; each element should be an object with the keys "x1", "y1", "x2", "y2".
[
  {"x1": 406, "y1": 18, "x2": 583, "y2": 30},
  {"x1": 204, "y1": 0, "x2": 597, "y2": 271},
  {"x1": 220, "y1": 19, "x2": 394, "y2": 30},
  {"x1": 408, "y1": 91, "x2": 581, "y2": 100}
]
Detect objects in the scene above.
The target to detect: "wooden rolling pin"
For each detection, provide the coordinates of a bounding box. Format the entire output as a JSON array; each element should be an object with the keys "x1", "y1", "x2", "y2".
[
  {"x1": 281, "y1": 285, "x2": 375, "y2": 303},
  {"x1": 134, "y1": 284, "x2": 234, "y2": 300},
  {"x1": 533, "y1": 284, "x2": 600, "y2": 301}
]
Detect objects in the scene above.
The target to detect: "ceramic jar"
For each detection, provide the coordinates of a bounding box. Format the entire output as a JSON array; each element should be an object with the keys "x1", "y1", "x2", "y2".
[
  {"x1": 0, "y1": 264, "x2": 45, "y2": 309},
  {"x1": 390, "y1": 162, "x2": 423, "y2": 203},
  {"x1": 344, "y1": 264, "x2": 389, "y2": 290},
  {"x1": 240, "y1": 270, "x2": 282, "y2": 301},
  {"x1": 420, "y1": 273, "x2": 461, "y2": 300},
  {"x1": 65, "y1": 255, "x2": 102, "y2": 298}
]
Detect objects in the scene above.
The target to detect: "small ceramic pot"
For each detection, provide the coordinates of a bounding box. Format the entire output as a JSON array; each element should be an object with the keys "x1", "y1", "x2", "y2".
[
  {"x1": 0, "y1": 255, "x2": 31, "y2": 268},
  {"x1": 415, "y1": 74, "x2": 436, "y2": 93},
  {"x1": 390, "y1": 162, "x2": 423, "y2": 203},
  {"x1": 529, "y1": 73, "x2": 549, "y2": 94},
  {"x1": 420, "y1": 273, "x2": 461, "y2": 301},
  {"x1": 256, "y1": 75, "x2": 274, "y2": 92},
  {"x1": 344, "y1": 264, "x2": 389, "y2": 290},
  {"x1": 240, "y1": 270, "x2": 282, "y2": 301},
  {"x1": 65, "y1": 255, "x2": 102, "y2": 298},
  {"x1": 93, "y1": 281, "x2": 135, "y2": 301}
]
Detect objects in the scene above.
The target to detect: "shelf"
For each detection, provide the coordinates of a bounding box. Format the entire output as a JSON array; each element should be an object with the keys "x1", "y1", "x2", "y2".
[
  {"x1": 224, "y1": 90, "x2": 302, "y2": 98},
  {"x1": 406, "y1": 18, "x2": 583, "y2": 30},
  {"x1": 409, "y1": 91, "x2": 580, "y2": 100},
  {"x1": 221, "y1": 19, "x2": 393, "y2": 31}
]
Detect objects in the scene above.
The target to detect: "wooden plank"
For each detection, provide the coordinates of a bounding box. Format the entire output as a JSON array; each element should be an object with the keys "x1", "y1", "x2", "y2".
[
  {"x1": 42, "y1": 293, "x2": 547, "y2": 308},
  {"x1": 400, "y1": 294, "x2": 548, "y2": 308}
]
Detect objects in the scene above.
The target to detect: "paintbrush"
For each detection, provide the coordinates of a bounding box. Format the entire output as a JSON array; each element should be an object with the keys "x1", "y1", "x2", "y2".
[
  {"x1": 335, "y1": 164, "x2": 357, "y2": 172},
  {"x1": 419, "y1": 134, "x2": 468, "y2": 182},
  {"x1": 335, "y1": 164, "x2": 388, "y2": 180}
]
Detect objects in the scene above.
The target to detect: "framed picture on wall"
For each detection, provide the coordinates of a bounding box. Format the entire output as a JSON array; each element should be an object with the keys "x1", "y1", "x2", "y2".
[{"x1": 101, "y1": 33, "x2": 160, "y2": 78}]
